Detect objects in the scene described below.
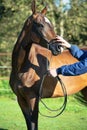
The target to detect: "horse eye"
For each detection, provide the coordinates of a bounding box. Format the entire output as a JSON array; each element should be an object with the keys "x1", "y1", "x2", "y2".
[
  {"x1": 33, "y1": 21, "x2": 44, "y2": 28},
  {"x1": 39, "y1": 23, "x2": 44, "y2": 28}
]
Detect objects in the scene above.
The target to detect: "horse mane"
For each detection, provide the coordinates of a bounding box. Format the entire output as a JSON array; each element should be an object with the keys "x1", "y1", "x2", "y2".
[
  {"x1": 13, "y1": 16, "x2": 33, "y2": 53},
  {"x1": 12, "y1": 16, "x2": 33, "y2": 72}
]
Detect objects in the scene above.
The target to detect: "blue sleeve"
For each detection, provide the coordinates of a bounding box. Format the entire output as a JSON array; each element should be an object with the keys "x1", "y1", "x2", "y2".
[
  {"x1": 57, "y1": 58, "x2": 87, "y2": 76},
  {"x1": 69, "y1": 45, "x2": 87, "y2": 60}
]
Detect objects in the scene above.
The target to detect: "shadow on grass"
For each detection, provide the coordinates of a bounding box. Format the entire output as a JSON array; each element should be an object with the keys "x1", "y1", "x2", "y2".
[{"x1": 0, "y1": 128, "x2": 8, "y2": 130}]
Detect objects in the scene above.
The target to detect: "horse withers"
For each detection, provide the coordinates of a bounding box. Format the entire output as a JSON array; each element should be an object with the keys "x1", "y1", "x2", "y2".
[{"x1": 9, "y1": 0, "x2": 87, "y2": 130}]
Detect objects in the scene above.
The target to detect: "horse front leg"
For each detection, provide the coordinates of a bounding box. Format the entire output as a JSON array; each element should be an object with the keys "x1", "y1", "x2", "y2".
[
  {"x1": 29, "y1": 97, "x2": 39, "y2": 130},
  {"x1": 17, "y1": 95, "x2": 39, "y2": 130}
]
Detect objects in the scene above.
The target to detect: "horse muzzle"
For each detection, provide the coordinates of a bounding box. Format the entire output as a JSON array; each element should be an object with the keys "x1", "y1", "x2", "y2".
[{"x1": 49, "y1": 42, "x2": 63, "y2": 56}]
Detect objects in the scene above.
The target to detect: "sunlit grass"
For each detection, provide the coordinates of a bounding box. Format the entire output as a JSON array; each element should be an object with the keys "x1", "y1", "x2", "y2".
[{"x1": 0, "y1": 96, "x2": 87, "y2": 130}]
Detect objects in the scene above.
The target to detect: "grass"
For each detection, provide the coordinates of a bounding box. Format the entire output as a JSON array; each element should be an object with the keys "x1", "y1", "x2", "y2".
[
  {"x1": 0, "y1": 96, "x2": 87, "y2": 130},
  {"x1": 0, "y1": 79, "x2": 15, "y2": 98}
]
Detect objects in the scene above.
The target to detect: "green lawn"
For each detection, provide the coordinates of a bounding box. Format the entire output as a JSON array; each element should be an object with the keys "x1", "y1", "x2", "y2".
[{"x1": 0, "y1": 96, "x2": 87, "y2": 130}]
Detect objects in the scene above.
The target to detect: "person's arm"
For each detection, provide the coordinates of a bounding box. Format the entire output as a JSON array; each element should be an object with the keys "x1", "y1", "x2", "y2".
[
  {"x1": 57, "y1": 58, "x2": 87, "y2": 76},
  {"x1": 56, "y1": 36, "x2": 86, "y2": 60},
  {"x1": 49, "y1": 36, "x2": 87, "y2": 77},
  {"x1": 68, "y1": 45, "x2": 86, "y2": 60},
  {"x1": 49, "y1": 58, "x2": 87, "y2": 77}
]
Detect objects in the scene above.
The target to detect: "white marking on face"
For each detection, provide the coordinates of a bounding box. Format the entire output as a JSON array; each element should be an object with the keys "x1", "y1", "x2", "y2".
[{"x1": 44, "y1": 17, "x2": 51, "y2": 25}]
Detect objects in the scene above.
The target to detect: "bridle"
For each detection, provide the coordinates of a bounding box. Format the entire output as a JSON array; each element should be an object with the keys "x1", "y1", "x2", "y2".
[
  {"x1": 39, "y1": 74, "x2": 67, "y2": 118},
  {"x1": 38, "y1": 52, "x2": 67, "y2": 118},
  {"x1": 38, "y1": 43, "x2": 67, "y2": 118}
]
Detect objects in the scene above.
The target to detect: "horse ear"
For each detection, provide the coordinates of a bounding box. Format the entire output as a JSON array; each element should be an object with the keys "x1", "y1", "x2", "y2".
[
  {"x1": 31, "y1": 0, "x2": 36, "y2": 14},
  {"x1": 41, "y1": 6, "x2": 47, "y2": 15}
]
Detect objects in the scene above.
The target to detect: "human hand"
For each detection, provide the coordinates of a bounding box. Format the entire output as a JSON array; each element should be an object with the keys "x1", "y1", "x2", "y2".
[
  {"x1": 48, "y1": 69, "x2": 57, "y2": 77},
  {"x1": 56, "y1": 36, "x2": 71, "y2": 49}
]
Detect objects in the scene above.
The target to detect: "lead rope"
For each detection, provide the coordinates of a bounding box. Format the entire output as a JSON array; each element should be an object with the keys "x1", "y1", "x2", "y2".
[{"x1": 39, "y1": 45, "x2": 67, "y2": 118}]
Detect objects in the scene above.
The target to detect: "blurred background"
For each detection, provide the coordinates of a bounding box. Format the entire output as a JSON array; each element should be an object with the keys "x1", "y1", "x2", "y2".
[
  {"x1": 0, "y1": 0, "x2": 87, "y2": 80},
  {"x1": 0, "y1": 0, "x2": 87, "y2": 130}
]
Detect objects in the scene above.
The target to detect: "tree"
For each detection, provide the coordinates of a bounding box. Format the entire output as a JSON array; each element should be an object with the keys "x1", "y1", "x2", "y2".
[
  {"x1": 51, "y1": 0, "x2": 87, "y2": 46},
  {"x1": 0, "y1": 0, "x2": 31, "y2": 52},
  {"x1": 0, "y1": 0, "x2": 5, "y2": 20},
  {"x1": 0, "y1": 0, "x2": 87, "y2": 53},
  {"x1": 64, "y1": 0, "x2": 87, "y2": 45}
]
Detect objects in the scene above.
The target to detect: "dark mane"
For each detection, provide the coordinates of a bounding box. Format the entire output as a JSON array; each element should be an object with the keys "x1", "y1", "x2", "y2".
[{"x1": 13, "y1": 16, "x2": 33, "y2": 53}]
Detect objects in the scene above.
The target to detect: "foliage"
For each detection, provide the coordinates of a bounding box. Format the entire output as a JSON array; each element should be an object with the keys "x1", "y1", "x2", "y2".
[
  {"x1": 0, "y1": 0, "x2": 32, "y2": 52},
  {"x1": 0, "y1": 0, "x2": 86, "y2": 53},
  {"x1": 0, "y1": 0, "x2": 87, "y2": 48},
  {"x1": 53, "y1": 0, "x2": 87, "y2": 45},
  {"x1": 0, "y1": 79, "x2": 15, "y2": 98},
  {"x1": 0, "y1": 0, "x2": 87, "y2": 76},
  {"x1": 64, "y1": 0, "x2": 87, "y2": 45},
  {"x1": 0, "y1": 53, "x2": 11, "y2": 77}
]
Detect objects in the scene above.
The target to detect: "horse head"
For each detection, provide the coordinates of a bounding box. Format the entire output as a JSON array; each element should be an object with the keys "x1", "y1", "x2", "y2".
[
  {"x1": 17, "y1": 0, "x2": 63, "y2": 56},
  {"x1": 31, "y1": 0, "x2": 63, "y2": 55}
]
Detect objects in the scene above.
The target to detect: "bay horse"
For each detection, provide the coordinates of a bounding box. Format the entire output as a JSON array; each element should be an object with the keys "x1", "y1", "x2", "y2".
[{"x1": 9, "y1": 0, "x2": 87, "y2": 130}]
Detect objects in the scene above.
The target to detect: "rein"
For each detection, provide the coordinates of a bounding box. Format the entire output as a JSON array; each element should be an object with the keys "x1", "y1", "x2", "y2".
[{"x1": 39, "y1": 45, "x2": 67, "y2": 118}]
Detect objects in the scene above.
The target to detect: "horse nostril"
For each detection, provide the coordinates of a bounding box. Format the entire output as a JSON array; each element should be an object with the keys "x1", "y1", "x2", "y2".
[
  {"x1": 56, "y1": 45, "x2": 61, "y2": 52},
  {"x1": 49, "y1": 43, "x2": 62, "y2": 56}
]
